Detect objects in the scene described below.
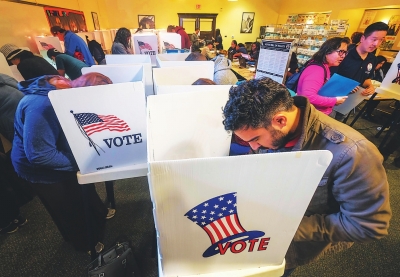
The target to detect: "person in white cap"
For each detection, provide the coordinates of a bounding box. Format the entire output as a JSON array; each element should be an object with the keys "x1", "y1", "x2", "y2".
[{"x1": 0, "y1": 44, "x2": 58, "y2": 80}]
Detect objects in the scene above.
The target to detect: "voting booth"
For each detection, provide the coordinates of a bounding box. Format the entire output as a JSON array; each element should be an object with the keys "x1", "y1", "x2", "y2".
[
  {"x1": 105, "y1": 54, "x2": 154, "y2": 96},
  {"x1": 132, "y1": 33, "x2": 158, "y2": 66},
  {"x1": 152, "y1": 64, "x2": 214, "y2": 94},
  {"x1": 156, "y1": 85, "x2": 232, "y2": 95},
  {"x1": 82, "y1": 64, "x2": 145, "y2": 87},
  {"x1": 34, "y1": 36, "x2": 64, "y2": 52},
  {"x1": 376, "y1": 51, "x2": 400, "y2": 97},
  {"x1": 147, "y1": 90, "x2": 333, "y2": 276},
  {"x1": 156, "y1": 53, "x2": 190, "y2": 67},
  {"x1": 158, "y1": 32, "x2": 182, "y2": 53},
  {"x1": 49, "y1": 82, "x2": 147, "y2": 183}
]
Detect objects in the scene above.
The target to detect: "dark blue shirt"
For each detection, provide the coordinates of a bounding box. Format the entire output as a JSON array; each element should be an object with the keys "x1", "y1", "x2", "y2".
[{"x1": 337, "y1": 47, "x2": 376, "y2": 84}]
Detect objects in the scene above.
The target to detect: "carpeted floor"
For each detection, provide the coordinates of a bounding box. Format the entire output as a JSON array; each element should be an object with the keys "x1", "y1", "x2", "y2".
[{"x1": 0, "y1": 101, "x2": 399, "y2": 277}]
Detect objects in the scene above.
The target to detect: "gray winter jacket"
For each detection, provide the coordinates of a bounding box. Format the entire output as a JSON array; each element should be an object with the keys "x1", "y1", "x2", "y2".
[
  {"x1": 0, "y1": 73, "x2": 24, "y2": 142},
  {"x1": 259, "y1": 96, "x2": 391, "y2": 269}
]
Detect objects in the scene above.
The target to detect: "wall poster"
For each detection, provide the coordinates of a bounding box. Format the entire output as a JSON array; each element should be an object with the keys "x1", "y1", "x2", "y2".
[
  {"x1": 44, "y1": 7, "x2": 88, "y2": 32},
  {"x1": 241, "y1": 12, "x2": 255, "y2": 33}
]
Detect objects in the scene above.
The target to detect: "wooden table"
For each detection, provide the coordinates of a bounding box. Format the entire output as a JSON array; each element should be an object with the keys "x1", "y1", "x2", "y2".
[{"x1": 231, "y1": 60, "x2": 256, "y2": 81}]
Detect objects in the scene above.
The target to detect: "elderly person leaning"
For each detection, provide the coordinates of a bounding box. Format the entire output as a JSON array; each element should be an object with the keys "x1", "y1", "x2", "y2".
[{"x1": 11, "y1": 73, "x2": 113, "y2": 252}]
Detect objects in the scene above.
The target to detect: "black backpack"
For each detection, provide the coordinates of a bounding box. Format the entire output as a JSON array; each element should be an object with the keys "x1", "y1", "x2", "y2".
[
  {"x1": 285, "y1": 60, "x2": 327, "y2": 93},
  {"x1": 86, "y1": 36, "x2": 105, "y2": 64}
]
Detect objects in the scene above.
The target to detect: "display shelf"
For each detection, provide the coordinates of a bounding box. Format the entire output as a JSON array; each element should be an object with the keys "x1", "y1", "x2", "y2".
[{"x1": 263, "y1": 23, "x2": 349, "y2": 65}]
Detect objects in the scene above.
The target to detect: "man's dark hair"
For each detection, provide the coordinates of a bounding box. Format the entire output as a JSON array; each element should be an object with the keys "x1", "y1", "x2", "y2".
[
  {"x1": 192, "y1": 78, "x2": 216, "y2": 85},
  {"x1": 50, "y1": 26, "x2": 66, "y2": 35},
  {"x1": 167, "y1": 25, "x2": 175, "y2": 32},
  {"x1": 206, "y1": 41, "x2": 213, "y2": 46},
  {"x1": 364, "y1": 22, "x2": 389, "y2": 38},
  {"x1": 351, "y1": 32, "x2": 363, "y2": 44},
  {"x1": 312, "y1": 37, "x2": 346, "y2": 64},
  {"x1": 223, "y1": 77, "x2": 294, "y2": 131},
  {"x1": 238, "y1": 43, "x2": 245, "y2": 47},
  {"x1": 232, "y1": 40, "x2": 238, "y2": 46},
  {"x1": 46, "y1": 48, "x2": 61, "y2": 59},
  {"x1": 195, "y1": 28, "x2": 200, "y2": 31}
]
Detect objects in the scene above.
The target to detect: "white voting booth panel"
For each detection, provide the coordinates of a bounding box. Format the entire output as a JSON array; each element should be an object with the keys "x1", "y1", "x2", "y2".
[
  {"x1": 105, "y1": 54, "x2": 154, "y2": 96},
  {"x1": 132, "y1": 33, "x2": 158, "y2": 66},
  {"x1": 156, "y1": 85, "x2": 232, "y2": 95},
  {"x1": 82, "y1": 64, "x2": 144, "y2": 86},
  {"x1": 34, "y1": 36, "x2": 64, "y2": 52},
  {"x1": 152, "y1": 65, "x2": 214, "y2": 94},
  {"x1": 49, "y1": 82, "x2": 147, "y2": 180},
  {"x1": 147, "y1": 90, "x2": 333, "y2": 276},
  {"x1": 156, "y1": 53, "x2": 190, "y2": 67},
  {"x1": 158, "y1": 33, "x2": 182, "y2": 53},
  {"x1": 376, "y1": 51, "x2": 400, "y2": 98}
]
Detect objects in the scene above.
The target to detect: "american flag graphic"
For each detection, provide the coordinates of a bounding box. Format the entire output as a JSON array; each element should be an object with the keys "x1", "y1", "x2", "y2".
[
  {"x1": 73, "y1": 113, "x2": 130, "y2": 136},
  {"x1": 39, "y1": 41, "x2": 55, "y2": 50},
  {"x1": 185, "y1": 192, "x2": 247, "y2": 244},
  {"x1": 138, "y1": 41, "x2": 153, "y2": 50}
]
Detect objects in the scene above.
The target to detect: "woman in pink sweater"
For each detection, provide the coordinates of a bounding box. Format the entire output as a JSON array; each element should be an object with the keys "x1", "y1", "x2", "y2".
[{"x1": 297, "y1": 37, "x2": 348, "y2": 115}]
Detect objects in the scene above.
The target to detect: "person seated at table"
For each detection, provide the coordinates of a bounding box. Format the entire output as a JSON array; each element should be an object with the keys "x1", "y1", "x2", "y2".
[
  {"x1": 372, "y1": 55, "x2": 387, "y2": 82},
  {"x1": 11, "y1": 73, "x2": 114, "y2": 253},
  {"x1": 233, "y1": 43, "x2": 248, "y2": 58},
  {"x1": 47, "y1": 48, "x2": 88, "y2": 80},
  {"x1": 297, "y1": 37, "x2": 349, "y2": 116},
  {"x1": 212, "y1": 55, "x2": 238, "y2": 85},
  {"x1": 201, "y1": 41, "x2": 214, "y2": 60},
  {"x1": 248, "y1": 42, "x2": 260, "y2": 61},
  {"x1": 227, "y1": 40, "x2": 238, "y2": 57}
]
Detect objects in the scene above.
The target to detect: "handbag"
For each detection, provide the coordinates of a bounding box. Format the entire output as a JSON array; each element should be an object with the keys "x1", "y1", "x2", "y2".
[{"x1": 87, "y1": 242, "x2": 139, "y2": 277}]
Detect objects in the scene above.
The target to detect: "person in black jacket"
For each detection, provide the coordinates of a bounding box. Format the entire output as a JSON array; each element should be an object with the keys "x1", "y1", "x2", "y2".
[{"x1": 0, "y1": 44, "x2": 58, "y2": 80}]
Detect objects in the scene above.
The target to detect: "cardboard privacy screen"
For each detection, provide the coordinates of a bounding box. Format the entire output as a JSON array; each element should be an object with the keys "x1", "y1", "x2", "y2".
[
  {"x1": 49, "y1": 82, "x2": 147, "y2": 175},
  {"x1": 147, "y1": 90, "x2": 333, "y2": 276},
  {"x1": 376, "y1": 51, "x2": 400, "y2": 97},
  {"x1": 152, "y1": 65, "x2": 214, "y2": 94},
  {"x1": 132, "y1": 33, "x2": 158, "y2": 66}
]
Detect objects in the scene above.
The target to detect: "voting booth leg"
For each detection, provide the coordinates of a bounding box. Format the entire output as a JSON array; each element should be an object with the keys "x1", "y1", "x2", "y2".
[
  {"x1": 81, "y1": 184, "x2": 98, "y2": 260},
  {"x1": 105, "y1": 181, "x2": 116, "y2": 209},
  {"x1": 349, "y1": 93, "x2": 377, "y2": 127}
]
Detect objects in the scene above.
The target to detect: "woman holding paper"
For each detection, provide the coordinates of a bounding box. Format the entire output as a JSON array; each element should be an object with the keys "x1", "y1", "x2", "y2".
[{"x1": 297, "y1": 37, "x2": 349, "y2": 115}]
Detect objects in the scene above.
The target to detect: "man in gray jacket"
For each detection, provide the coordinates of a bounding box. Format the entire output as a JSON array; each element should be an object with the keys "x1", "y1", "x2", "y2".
[
  {"x1": 0, "y1": 73, "x2": 24, "y2": 143},
  {"x1": 222, "y1": 77, "x2": 391, "y2": 276}
]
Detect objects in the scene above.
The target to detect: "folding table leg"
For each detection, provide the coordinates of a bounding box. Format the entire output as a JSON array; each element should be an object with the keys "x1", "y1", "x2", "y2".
[{"x1": 349, "y1": 93, "x2": 377, "y2": 127}]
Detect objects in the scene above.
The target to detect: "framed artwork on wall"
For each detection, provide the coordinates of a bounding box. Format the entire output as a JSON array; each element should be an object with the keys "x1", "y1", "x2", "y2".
[
  {"x1": 241, "y1": 12, "x2": 255, "y2": 33},
  {"x1": 44, "y1": 7, "x2": 87, "y2": 32},
  {"x1": 138, "y1": 15, "x2": 155, "y2": 29},
  {"x1": 92, "y1": 12, "x2": 100, "y2": 30}
]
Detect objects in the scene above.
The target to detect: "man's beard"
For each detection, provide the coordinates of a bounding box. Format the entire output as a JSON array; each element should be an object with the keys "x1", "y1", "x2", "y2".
[{"x1": 258, "y1": 127, "x2": 289, "y2": 151}]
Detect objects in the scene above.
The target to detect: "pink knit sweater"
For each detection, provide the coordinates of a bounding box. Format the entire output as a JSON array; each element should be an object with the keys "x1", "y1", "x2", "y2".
[{"x1": 297, "y1": 63, "x2": 337, "y2": 115}]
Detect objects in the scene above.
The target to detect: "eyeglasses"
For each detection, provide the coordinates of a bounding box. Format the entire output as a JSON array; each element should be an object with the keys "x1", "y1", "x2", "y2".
[{"x1": 335, "y1": 50, "x2": 348, "y2": 57}]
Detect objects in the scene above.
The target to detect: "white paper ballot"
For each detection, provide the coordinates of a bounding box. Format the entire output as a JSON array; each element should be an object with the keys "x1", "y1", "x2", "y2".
[{"x1": 333, "y1": 87, "x2": 368, "y2": 115}]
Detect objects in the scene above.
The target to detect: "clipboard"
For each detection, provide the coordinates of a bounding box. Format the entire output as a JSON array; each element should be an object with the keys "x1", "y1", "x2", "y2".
[{"x1": 333, "y1": 86, "x2": 368, "y2": 115}]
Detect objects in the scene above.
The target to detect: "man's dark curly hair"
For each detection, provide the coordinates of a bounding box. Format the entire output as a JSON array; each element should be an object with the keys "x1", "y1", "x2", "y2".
[{"x1": 223, "y1": 77, "x2": 293, "y2": 131}]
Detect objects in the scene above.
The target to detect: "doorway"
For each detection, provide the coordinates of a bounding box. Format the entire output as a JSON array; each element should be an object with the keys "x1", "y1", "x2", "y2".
[{"x1": 178, "y1": 13, "x2": 218, "y2": 42}]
